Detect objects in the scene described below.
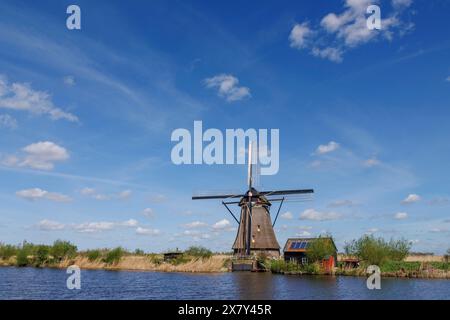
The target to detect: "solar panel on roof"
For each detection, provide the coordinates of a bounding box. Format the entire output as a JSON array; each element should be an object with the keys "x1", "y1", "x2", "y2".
[
  {"x1": 300, "y1": 242, "x2": 307, "y2": 249},
  {"x1": 290, "y1": 242, "x2": 297, "y2": 249}
]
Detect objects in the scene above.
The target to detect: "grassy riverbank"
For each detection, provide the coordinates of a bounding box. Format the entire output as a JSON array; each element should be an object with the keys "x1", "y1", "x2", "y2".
[{"x1": 0, "y1": 241, "x2": 231, "y2": 273}]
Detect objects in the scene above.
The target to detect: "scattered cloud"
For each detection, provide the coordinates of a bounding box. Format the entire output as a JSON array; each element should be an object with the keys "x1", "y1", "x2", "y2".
[
  {"x1": 394, "y1": 212, "x2": 408, "y2": 220},
  {"x1": 80, "y1": 188, "x2": 132, "y2": 201},
  {"x1": 0, "y1": 75, "x2": 78, "y2": 122},
  {"x1": 0, "y1": 114, "x2": 17, "y2": 129},
  {"x1": 401, "y1": 193, "x2": 421, "y2": 204},
  {"x1": 428, "y1": 197, "x2": 449, "y2": 206},
  {"x1": 429, "y1": 227, "x2": 448, "y2": 233},
  {"x1": 184, "y1": 221, "x2": 208, "y2": 228},
  {"x1": 37, "y1": 219, "x2": 65, "y2": 231},
  {"x1": 212, "y1": 218, "x2": 232, "y2": 230},
  {"x1": 328, "y1": 199, "x2": 355, "y2": 208},
  {"x1": 141, "y1": 208, "x2": 155, "y2": 219},
  {"x1": 204, "y1": 74, "x2": 251, "y2": 102},
  {"x1": 280, "y1": 211, "x2": 293, "y2": 220},
  {"x1": 2, "y1": 141, "x2": 69, "y2": 170},
  {"x1": 16, "y1": 188, "x2": 72, "y2": 202},
  {"x1": 300, "y1": 208, "x2": 341, "y2": 221},
  {"x1": 63, "y1": 75, "x2": 76, "y2": 86},
  {"x1": 118, "y1": 190, "x2": 132, "y2": 200},
  {"x1": 289, "y1": 0, "x2": 415, "y2": 62},
  {"x1": 73, "y1": 219, "x2": 138, "y2": 233},
  {"x1": 296, "y1": 231, "x2": 312, "y2": 237},
  {"x1": 363, "y1": 157, "x2": 381, "y2": 167},
  {"x1": 136, "y1": 226, "x2": 160, "y2": 236},
  {"x1": 366, "y1": 227, "x2": 379, "y2": 235},
  {"x1": 315, "y1": 141, "x2": 340, "y2": 155},
  {"x1": 289, "y1": 22, "x2": 313, "y2": 49},
  {"x1": 149, "y1": 194, "x2": 167, "y2": 203}
]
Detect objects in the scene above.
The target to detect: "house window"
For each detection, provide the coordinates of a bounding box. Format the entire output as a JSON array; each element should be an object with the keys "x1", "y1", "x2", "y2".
[{"x1": 301, "y1": 257, "x2": 308, "y2": 265}]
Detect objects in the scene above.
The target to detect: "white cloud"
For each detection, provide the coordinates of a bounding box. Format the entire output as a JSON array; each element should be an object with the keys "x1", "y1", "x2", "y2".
[
  {"x1": 392, "y1": 0, "x2": 413, "y2": 9},
  {"x1": 300, "y1": 208, "x2": 341, "y2": 221},
  {"x1": 121, "y1": 219, "x2": 139, "y2": 227},
  {"x1": 212, "y1": 219, "x2": 231, "y2": 230},
  {"x1": 402, "y1": 194, "x2": 421, "y2": 204},
  {"x1": 185, "y1": 221, "x2": 208, "y2": 228},
  {"x1": 429, "y1": 227, "x2": 448, "y2": 233},
  {"x1": 328, "y1": 200, "x2": 355, "y2": 208},
  {"x1": 9, "y1": 141, "x2": 70, "y2": 170},
  {"x1": 0, "y1": 75, "x2": 78, "y2": 122},
  {"x1": 142, "y1": 208, "x2": 155, "y2": 218},
  {"x1": 394, "y1": 212, "x2": 408, "y2": 220},
  {"x1": 311, "y1": 47, "x2": 343, "y2": 63},
  {"x1": 136, "y1": 227, "x2": 160, "y2": 236},
  {"x1": 204, "y1": 74, "x2": 251, "y2": 102},
  {"x1": 0, "y1": 114, "x2": 17, "y2": 129},
  {"x1": 290, "y1": 0, "x2": 414, "y2": 62},
  {"x1": 63, "y1": 75, "x2": 76, "y2": 86},
  {"x1": 280, "y1": 211, "x2": 293, "y2": 220},
  {"x1": 364, "y1": 157, "x2": 381, "y2": 167},
  {"x1": 296, "y1": 231, "x2": 312, "y2": 237},
  {"x1": 366, "y1": 227, "x2": 379, "y2": 234},
  {"x1": 74, "y1": 221, "x2": 115, "y2": 233},
  {"x1": 315, "y1": 141, "x2": 340, "y2": 155},
  {"x1": 289, "y1": 23, "x2": 312, "y2": 49},
  {"x1": 16, "y1": 188, "x2": 72, "y2": 202},
  {"x1": 118, "y1": 190, "x2": 132, "y2": 200},
  {"x1": 446, "y1": 76, "x2": 450, "y2": 82},
  {"x1": 149, "y1": 194, "x2": 167, "y2": 203},
  {"x1": 37, "y1": 219, "x2": 65, "y2": 231},
  {"x1": 80, "y1": 188, "x2": 132, "y2": 201}
]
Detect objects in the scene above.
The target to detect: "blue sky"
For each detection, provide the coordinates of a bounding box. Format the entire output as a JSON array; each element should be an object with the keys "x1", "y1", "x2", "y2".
[{"x1": 0, "y1": 0, "x2": 449, "y2": 254}]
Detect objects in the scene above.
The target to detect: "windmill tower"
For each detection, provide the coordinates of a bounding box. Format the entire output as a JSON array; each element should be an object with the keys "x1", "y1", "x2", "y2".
[{"x1": 193, "y1": 142, "x2": 314, "y2": 258}]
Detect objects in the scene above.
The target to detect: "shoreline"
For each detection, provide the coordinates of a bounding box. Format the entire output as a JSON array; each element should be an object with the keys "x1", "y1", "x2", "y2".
[{"x1": 1, "y1": 255, "x2": 449, "y2": 279}]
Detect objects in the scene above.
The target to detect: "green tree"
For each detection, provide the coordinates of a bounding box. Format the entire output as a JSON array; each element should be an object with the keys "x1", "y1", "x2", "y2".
[
  {"x1": 35, "y1": 245, "x2": 50, "y2": 266},
  {"x1": 0, "y1": 243, "x2": 18, "y2": 260},
  {"x1": 184, "y1": 246, "x2": 212, "y2": 258},
  {"x1": 345, "y1": 235, "x2": 411, "y2": 265},
  {"x1": 16, "y1": 249, "x2": 29, "y2": 267},
  {"x1": 306, "y1": 237, "x2": 336, "y2": 263},
  {"x1": 86, "y1": 249, "x2": 101, "y2": 262},
  {"x1": 51, "y1": 240, "x2": 77, "y2": 262}
]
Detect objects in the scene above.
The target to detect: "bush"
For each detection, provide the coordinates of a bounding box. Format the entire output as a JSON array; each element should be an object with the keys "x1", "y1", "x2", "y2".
[
  {"x1": 86, "y1": 249, "x2": 102, "y2": 262},
  {"x1": 51, "y1": 240, "x2": 77, "y2": 262},
  {"x1": 380, "y1": 261, "x2": 421, "y2": 273},
  {"x1": 306, "y1": 237, "x2": 336, "y2": 263},
  {"x1": 184, "y1": 246, "x2": 212, "y2": 258},
  {"x1": 344, "y1": 235, "x2": 411, "y2": 265},
  {"x1": 270, "y1": 260, "x2": 300, "y2": 273},
  {"x1": 104, "y1": 247, "x2": 124, "y2": 265},
  {"x1": 16, "y1": 249, "x2": 29, "y2": 267},
  {"x1": 0, "y1": 244, "x2": 18, "y2": 260},
  {"x1": 34, "y1": 245, "x2": 51, "y2": 267},
  {"x1": 134, "y1": 249, "x2": 145, "y2": 256}
]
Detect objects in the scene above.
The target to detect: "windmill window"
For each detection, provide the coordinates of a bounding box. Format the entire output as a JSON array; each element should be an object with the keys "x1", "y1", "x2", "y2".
[
  {"x1": 257, "y1": 225, "x2": 261, "y2": 232},
  {"x1": 252, "y1": 235, "x2": 255, "y2": 243}
]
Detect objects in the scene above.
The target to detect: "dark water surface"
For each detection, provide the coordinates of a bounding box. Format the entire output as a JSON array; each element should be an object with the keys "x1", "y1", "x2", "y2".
[{"x1": 0, "y1": 267, "x2": 448, "y2": 300}]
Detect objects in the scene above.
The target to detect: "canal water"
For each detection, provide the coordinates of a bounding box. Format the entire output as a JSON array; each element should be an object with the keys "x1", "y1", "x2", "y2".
[{"x1": 0, "y1": 267, "x2": 448, "y2": 299}]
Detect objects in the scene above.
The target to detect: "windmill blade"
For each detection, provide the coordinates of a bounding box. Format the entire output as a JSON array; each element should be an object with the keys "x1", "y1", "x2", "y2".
[
  {"x1": 192, "y1": 194, "x2": 245, "y2": 200},
  {"x1": 260, "y1": 189, "x2": 314, "y2": 196}
]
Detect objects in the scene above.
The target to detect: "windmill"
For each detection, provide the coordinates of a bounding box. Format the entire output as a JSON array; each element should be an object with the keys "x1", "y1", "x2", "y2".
[{"x1": 192, "y1": 142, "x2": 314, "y2": 258}]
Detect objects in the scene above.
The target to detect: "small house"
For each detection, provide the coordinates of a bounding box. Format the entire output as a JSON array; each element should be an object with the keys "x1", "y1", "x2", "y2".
[{"x1": 283, "y1": 237, "x2": 338, "y2": 270}]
